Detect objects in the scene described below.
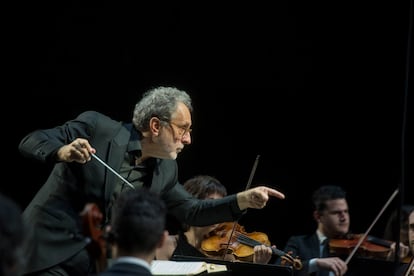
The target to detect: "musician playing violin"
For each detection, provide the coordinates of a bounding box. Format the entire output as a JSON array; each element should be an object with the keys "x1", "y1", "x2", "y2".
[
  {"x1": 156, "y1": 175, "x2": 275, "y2": 264},
  {"x1": 277, "y1": 185, "x2": 411, "y2": 276},
  {"x1": 275, "y1": 185, "x2": 349, "y2": 276},
  {"x1": 383, "y1": 204, "x2": 414, "y2": 261}
]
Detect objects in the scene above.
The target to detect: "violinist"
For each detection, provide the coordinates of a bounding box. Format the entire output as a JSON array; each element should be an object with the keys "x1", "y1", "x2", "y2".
[
  {"x1": 156, "y1": 175, "x2": 274, "y2": 264},
  {"x1": 409, "y1": 209, "x2": 414, "y2": 256},
  {"x1": 404, "y1": 209, "x2": 414, "y2": 276},
  {"x1": 383, "y1": 204, "x2": 414, "y2": 261},
  {"x1": 275, "y1": 185, "x2": 349, "y2": 276}
]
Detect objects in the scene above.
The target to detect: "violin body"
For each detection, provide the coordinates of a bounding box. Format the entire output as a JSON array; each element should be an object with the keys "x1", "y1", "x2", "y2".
[
  {"x1": 201, "y1": 222, "x2": 270, "y2": 262},
  {"x1": 201, "y1": 222, "x2": 303, "y2": 270},
  {"x1": 329, "y1": 234, "x2": 391, "y2": 260}
]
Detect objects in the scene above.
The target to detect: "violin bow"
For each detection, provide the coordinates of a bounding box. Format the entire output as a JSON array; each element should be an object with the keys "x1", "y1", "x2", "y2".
[
  {"x1": 74, "y1": 142, "x2": 135, "y2": 189},
  {"x1": 344, "y1": 188, "x2": 399, "y2": 264},
  {"x1": 221, "y1": 155, "x2": 260, "y2": 260}
]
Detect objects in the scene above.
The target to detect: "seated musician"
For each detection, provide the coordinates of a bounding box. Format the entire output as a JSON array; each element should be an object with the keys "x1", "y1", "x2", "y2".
[
  {"x1": 275, "y1": 185, "x2": 349, "y2": 276},
  {"x1": 383, "y1": 204, "x2": 414, "y2": 261},
  {"x1": 155, "y1": 175, "x2": 274, "y2": 264},
  {"x1": 276, "y1": 185, "x2": 411, "y2": 276},
  {"x1": 409, "y1": 209, "x2": 414, "y2": 275}
]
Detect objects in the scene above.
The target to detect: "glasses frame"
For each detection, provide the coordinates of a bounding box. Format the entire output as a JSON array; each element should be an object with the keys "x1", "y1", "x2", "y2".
[{"x1": 160, "y1": 119, "x2": 192, "y2": 139}]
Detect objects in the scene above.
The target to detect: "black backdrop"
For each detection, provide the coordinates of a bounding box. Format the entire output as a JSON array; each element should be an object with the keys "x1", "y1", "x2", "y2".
[{"x1": 4, "y1": 2, "x2": 413, "y2": 248}]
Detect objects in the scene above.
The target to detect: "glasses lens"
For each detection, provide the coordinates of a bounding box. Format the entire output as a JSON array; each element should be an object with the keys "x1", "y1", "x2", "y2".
[{"x1": 170, "y1": 122, "x2": 191, "y2": 138}]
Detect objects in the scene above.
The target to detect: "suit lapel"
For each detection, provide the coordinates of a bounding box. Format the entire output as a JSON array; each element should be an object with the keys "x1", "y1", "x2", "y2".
[{"x1": 104, "y1": 125, "x2": 130, "y2": 217}]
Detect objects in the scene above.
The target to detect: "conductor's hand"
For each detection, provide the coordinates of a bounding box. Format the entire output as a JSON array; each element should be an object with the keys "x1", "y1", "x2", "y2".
[
  {"x1": 57, "y1": 138, "x2": 96, "y2": 163},
  {"x1": 237, "y1": 186, "x2": 285, "y2": 210}
]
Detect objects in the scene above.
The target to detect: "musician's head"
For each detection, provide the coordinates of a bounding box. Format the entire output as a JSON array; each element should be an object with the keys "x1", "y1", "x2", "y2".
[
  {"x1": 109, "y1": 189, "x2": 168, "y2": 260},
  {"x1": 312, "y1": 185, "x2": 350, "y2": 238},
  {"x1": 183, "y1": 175, "x2": 227, "y2": 200},
  {"x1": 384, "y1": 204, "x2": 414, "y2": 247}
]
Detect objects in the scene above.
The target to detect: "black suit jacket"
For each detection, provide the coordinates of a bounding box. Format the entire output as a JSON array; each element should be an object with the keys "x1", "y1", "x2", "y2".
[
  {"x1": 19, "y1": 111, "x2": 244, "y2": 273},
  {"x1": 99, "y1": 262, "x2": 152, "y2": 276},
  {"x1": 276, "y1": 233, "x2": 326, "y2": 276}
]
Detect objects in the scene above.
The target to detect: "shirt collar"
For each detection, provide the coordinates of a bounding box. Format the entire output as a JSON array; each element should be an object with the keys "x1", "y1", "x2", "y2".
[{"x1": 316, "y1": 229, "x2": 328, "y2": 245}]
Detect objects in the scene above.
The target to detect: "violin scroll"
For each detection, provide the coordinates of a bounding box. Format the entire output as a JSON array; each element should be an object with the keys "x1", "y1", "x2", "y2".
[{"x1": 280, "y1": 251, "x2": 303, "y2": 270}]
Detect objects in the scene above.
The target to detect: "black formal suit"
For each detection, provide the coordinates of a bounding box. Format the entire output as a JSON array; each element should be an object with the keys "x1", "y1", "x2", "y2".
[
  {"x1": 276, "y1": 233, "x2": 329, "y2": 276},
  {"x1": 19, "y1": 111, "x2": 244, "y2": 274},
  {"x1": 99, "y1": 262, "x2": 152, "y2": 276}
]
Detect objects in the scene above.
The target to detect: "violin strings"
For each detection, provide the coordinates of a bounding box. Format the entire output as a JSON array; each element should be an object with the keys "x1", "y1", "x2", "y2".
[{"x1": 233, "y1": 232, "x2": 286, "y2": 257}]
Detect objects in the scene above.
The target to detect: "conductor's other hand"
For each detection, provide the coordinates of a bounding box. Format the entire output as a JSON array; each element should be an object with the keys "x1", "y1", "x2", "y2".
[
  {"x1": 57, "y1": 138, "x2": 96, "y2": 163},
  {"x1": 237, "y1": 186, "x2": 285, "y2": 210}
]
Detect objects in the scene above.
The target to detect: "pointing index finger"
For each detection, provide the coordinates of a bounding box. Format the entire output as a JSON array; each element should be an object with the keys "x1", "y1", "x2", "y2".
[{"x1": 266, "y1": 187, "x2": 285, "y2": 199}]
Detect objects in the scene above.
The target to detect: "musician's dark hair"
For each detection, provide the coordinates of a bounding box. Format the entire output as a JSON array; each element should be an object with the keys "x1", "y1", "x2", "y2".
[
  {"x1": 110, "y1": 189, "x2": 167, "y2": 255},
  {"x1": 384, "y1": 204, "x2": 414, "y2": 245},
  {"x1": 312, "y1": 185, "x2": 347, "y2": 213},
  {"x1": 183, "y1": 175, "x2": 227, "y2": 199}
]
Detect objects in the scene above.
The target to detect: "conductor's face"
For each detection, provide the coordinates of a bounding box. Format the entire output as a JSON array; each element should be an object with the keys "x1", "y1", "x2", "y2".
[{"x1": 155, "y1": 102, "x2": 193, "y2": 160}]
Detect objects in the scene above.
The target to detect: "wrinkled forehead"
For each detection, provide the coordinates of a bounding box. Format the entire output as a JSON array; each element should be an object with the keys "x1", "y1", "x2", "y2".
[{"x1": 171, "y1": 102, "x2": 192, "y2": 124}]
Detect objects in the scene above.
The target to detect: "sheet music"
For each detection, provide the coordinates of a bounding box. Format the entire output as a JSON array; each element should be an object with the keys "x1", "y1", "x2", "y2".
[{"x1": 151, "y1": 260, "x2": 227, "y2": 275}]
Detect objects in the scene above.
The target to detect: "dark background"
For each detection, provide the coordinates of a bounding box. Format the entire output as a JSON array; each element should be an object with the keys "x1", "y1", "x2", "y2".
[{"x1": 4, "y1": 2, "x2": 413, "y2": 248}]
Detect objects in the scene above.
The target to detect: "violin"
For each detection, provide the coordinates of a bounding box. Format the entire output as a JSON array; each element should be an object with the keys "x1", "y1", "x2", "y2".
[
  {"x1": 201, "y1": 222, "x2": 303, "y2": 270},
  {"x1": 329, "y1": 233, "x2": 392, "y2": 260},
  {"x1": 80, "y1": 203, "x2": 108, "y2": 273}
]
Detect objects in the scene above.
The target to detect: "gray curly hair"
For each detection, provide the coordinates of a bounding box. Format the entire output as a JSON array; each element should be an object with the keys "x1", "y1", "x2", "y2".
[{"x1": 132, "y1": 86, "x2": 193, "y2": 132}]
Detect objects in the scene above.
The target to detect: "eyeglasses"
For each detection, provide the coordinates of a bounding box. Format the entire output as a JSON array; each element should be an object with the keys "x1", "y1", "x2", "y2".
[{"x1": 166, "y1": 121, "x2": 192, "y2": 139}]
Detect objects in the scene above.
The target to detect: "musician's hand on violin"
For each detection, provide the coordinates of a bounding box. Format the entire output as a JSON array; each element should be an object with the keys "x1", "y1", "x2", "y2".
[
  {"x1": 57, "y1": 138, "x2": 96, "y2": 163},
  {"x1": 316, "y1": 257, "x2": 347, "y2": 276},
  {"x1": 253, "y1": 244, "x2": 273, "y2": 264},
  {"x1": 237, "y1": 186, "x2": 285, "y2": 210},
  {"x1": 386, "y1": 242, "x2": 410, "y2": 261}
]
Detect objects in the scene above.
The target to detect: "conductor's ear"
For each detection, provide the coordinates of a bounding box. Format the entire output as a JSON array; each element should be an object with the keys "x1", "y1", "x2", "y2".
[{"x1": 149, "y1": 117, "x2": 163, "y2": 136}]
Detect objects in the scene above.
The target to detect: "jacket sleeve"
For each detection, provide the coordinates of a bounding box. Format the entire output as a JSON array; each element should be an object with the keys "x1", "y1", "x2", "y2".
[
  {"x1": 18, "y1": 111, "x2": 102, "y2": 163},
  {"x1": 163, "y1": 181, "x2": 244, "y2": 226}
]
